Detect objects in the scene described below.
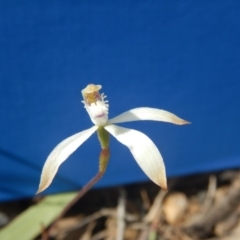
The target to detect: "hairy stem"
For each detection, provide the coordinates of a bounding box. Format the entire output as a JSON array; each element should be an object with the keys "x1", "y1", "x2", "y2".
[
  {"x1": 42, "y1": 139, "x2": 110, "y2": 239},
  {"x1": 42, "y1": 128, "x2": 110, "y2": 240}
]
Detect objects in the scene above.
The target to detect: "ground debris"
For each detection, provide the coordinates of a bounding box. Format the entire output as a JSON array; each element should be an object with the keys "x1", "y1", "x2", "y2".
[{"x1": 1, "y1": 169, "x2": 240, "y2": 240}]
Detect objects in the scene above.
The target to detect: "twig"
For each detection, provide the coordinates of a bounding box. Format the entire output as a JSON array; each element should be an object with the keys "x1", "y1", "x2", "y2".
[
  {"x1": 143, "y1": 190, "x2": 166, "y2": 240},
  {"x1": 201, "y1": 175, "x2": 217, "y2": 213},
  {"x1": 144, "y1": 190, "x2": 166, "y2": 223},
  {"x1": 68, "y1": 209, "x2": 115, "y2": 231},
  {"x1": 55, "y1": 208, "x2": 137, "y2": 237},
  {"x1": 140, "y1": 188, "x2": 151, "y2": 211},
  {"x1": 184, "y1": 175, "x2": 217, "y2": 228},
  {"x1": 116, "y1": 188, "x2": 126, "y2": 240},
  {"x1": 92, "y1": 230, "x2": 116, "y2": 240},
  {"x1": 80, "y1": 221, "x2": 96, "y2": 240}
]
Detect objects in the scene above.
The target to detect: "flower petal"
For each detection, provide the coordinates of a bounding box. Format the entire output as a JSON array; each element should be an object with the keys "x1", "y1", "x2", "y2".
[
  {"x1": 37, "y1": 125, "x2": 98, "y2": 194},
  {"x1": 105, "y1": 124, "x2": 167, "y2": 190},
  {"x1": 108, "y1": 107, "x2": 190, "y2": 125}
]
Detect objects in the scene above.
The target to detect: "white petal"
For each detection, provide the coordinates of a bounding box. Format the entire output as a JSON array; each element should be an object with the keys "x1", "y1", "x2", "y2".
[
  {"x1": 105, "y1": 124, "x2": 167, "y2": 190},
  {"x1": 108, "y1": 107, "x2": 190, "y2": 125},
  {"x1": 37, "y1": 125, "x2": 98, "y2": 193}
]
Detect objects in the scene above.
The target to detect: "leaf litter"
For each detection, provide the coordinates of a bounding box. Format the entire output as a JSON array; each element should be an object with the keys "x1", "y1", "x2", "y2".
[{"x1": 1, "y1": 169, "x2": 240, "y2": 240}]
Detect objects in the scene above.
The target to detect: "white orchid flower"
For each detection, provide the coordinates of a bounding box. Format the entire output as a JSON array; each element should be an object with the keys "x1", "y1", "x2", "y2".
[{"x1": 37, "y1": 84, "x2": 189, "y2": 194}]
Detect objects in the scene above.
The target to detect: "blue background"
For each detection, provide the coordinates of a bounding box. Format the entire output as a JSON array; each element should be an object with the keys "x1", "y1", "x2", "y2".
[{"x1": 0, "y1": 1, "x2": 240, "y2": 201}]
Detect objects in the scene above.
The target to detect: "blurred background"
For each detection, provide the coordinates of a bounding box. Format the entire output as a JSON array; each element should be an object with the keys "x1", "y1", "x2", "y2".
[{"x1": 0, "y1": 0, "x2": 240, "y2": 203}]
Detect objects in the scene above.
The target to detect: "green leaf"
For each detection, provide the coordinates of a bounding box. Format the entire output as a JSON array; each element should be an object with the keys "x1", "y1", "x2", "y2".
[{"x1": 0, "y1": 192, "x2": 78, "y2": 240}]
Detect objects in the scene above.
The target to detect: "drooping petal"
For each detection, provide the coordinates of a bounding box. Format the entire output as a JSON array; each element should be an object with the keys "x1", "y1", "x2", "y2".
[
  {"x1": 37, "y1": 125, "x2": 98, "y2": 194},
  {"x1": 105, "y1": 124, "x2": 167, "y2": 190},
  {"x1": 108, "y1": 107, "x2": 190, "y2": 125}
]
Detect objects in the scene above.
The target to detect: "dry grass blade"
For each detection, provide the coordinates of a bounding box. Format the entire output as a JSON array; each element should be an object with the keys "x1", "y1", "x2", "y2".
[
  {"x1": 144, "y1": 190, "x2": 166, "y2": 223},
  {"x1": 80, "y1": 221, "x2": 96, "y2": 240},
  {"x1": 201, "y1": 175, "x2": 217, "y2": 213},
  {"x1": 116, "y1": 188, "x2": 126, "y2": 240}
]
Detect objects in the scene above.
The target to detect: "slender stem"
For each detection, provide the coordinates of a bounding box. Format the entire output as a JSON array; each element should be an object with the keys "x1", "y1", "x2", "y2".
[
  {"x1": 42, "y1": 128, "x2": 110, "y2": 240},
  {"x1": 42, "y1": 171, "x2": 104, "y2": 240}
]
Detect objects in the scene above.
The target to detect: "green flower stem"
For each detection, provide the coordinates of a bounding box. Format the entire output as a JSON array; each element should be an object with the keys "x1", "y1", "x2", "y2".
[
  {"x1": 97, "y1": 126, "x2": 110, "y2": 173},
  {"x1": 97, "y1": 126, "x2": 110, "y2": 149}
]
